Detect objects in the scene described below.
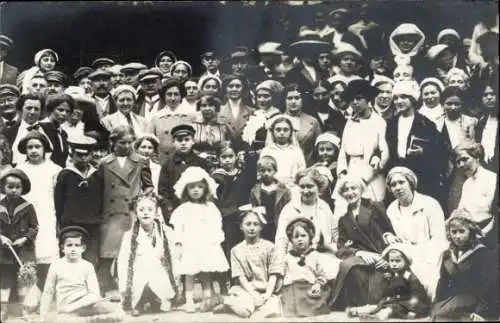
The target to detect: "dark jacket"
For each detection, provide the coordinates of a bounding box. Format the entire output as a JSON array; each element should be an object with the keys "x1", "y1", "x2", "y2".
[
  {"x1": 0, "y1": 62, "x2": 19, "y2": 85},
  {"x1": 1, "y1": 120, "x2": 20, "y2": 147},
  {"x1": 250, "y1": 182, "x2": 292, "y2": 226},
  {"x1": 212, "y1": 169, "x2": 252, "y2": 216},
  {"x1": 312, "y1": 110, "x2": 347, "y2": 138},
  {"x1": 29, "y1": 121, "x2": 70, "y2": 168},
  {"x1": 0, "y1": 196, "x2": 38, "y2": 264},
  {"x1": 475, "y1": 113, "x2": 499, "y2": 173},
  {"x1": 336, "y1": 198, "x2": 394, "y2": 259}
]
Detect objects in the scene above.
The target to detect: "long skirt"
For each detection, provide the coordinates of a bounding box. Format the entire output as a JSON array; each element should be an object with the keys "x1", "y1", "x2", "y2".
[
  {"x1": 431, "y1": 294, "x2": 489, "y2": 321},
  {"x1": 281, "y1": 280, "x2": 331, "y2": 317}
]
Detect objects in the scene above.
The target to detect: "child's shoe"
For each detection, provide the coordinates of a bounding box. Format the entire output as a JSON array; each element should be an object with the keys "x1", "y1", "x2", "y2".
[
  {"x1": 345, "y1": 307, "x2": 358, "y2": 317},
  {"x1": 199, "y1": 295, "x2": 220, "y2": 313}
]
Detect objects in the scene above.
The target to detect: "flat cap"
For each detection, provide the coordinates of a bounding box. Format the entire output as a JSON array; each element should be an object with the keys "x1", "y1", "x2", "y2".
[
  {"x1": 0, "y1": 35, "x2": 14, "y2": 49},
  {"x1": 73, "y1": 67, "x2": 93, "y2": 82},
  {"x1": 138, "y1": 68, "x2": 163, "y2": 82},
  {"x1": 88, "y1": 69, "x2": 112, "y2": 79},
  {"x1": 171, "y1": 124, "x2": 195, "y2": 138},
  {"x1": 45, "y1": 70, "x2": 67, "y2": 84},
  {"x1": 0, "y1": 84, "x2": 20, "y2": 97},
  {"x1": 121, "y1": 62, "x2": 148, "y2": 73},
  {"x1": 91, "y1": 58, "x2": 115, "y2": 70}
]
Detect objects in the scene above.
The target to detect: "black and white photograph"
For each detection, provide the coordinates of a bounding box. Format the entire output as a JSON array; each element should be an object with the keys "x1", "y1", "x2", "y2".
[{"x1": 0, "y1": 1, "x2": 498, "y2": 322}]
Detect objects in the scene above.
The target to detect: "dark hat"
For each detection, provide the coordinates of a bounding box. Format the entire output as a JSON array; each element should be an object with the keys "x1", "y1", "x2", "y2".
[
  {"x1": 285, "y1": 217, "x2": 316, "y2": 241},
  {"x1": 121, "y1": 62, "x2": 148, "y2": 73},
  {"x1": 171, "y1": 124, "x2": 195, "y2": 138},
  {"x1": 73, "y1": 67, "x2": 93, "y2": 82},
  {"x1": 230, "y1": 46, "x2": 250, "y2": 60},
  {"x1": 68, "y1": 134, "x2": 97, "y2": 154},
  {"x1": 138, "y1": 68, "x2": 163, "y2": 82},
  {"x1": 45, "y1": 70, "x2": 67, "y2": 84},
  {"x1": 200, "y1": 51, "x2": 219, "y2": 59},
  {"x1": 91, "y1": 58, "x2": 115, "y2": 70},
  {"x1": 0, "y1": 84, "x2": 20, "y2": 97},
  {"x1": 155, "y1": 50, "x2": 177, "y2": 67},
  {"x1": 341, "y1": 79, "x2": 379, "y2": 102},
  {"x1": 18, "y1": 130, "x2": 52, "y2": 155},
  {"x1": 0, "y1": 35, "x2": 14, "y2": 49},
  {"x1": 0, "y1": 168, "x2": 31, "y2": 195},
  {"x1": 59, "y1": 225, "x2": 90, "y2": 242},
  {"x1": 85, "y1": 131, "x2": 109, "y2": 150},
  {"x1": 288, "y1": 35, "x2": 332, "y2": 57},
  {"x1": 88, "y1": 69, "x2": 112, "y2": 80}
]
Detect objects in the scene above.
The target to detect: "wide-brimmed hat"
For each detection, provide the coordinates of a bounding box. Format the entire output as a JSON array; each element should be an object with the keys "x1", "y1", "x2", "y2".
[
  {"x1": 258, "y1": 42, "x2": 284, "y2": 55},
  {"x1": 288, "y1": 35, "x2": 332, "y2": 57},
  {"x1": 0, "y1": 168, "x2": 31, "y2": 195},
  {"x1": 18, "y1": 130, "x2": 52, "y2": 154},
  {"x1": 341, "y1": 79, "x2": 379, "y2": 102},
  {"x1": 426, "y1": 44, "x2": 450, "y2": 60},
  {"x1": 333, "y1": 42, "x2": 363, "y2": 60}
]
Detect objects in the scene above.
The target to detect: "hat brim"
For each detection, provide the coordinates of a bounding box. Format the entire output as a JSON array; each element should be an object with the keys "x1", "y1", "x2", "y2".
[
  {"x1": 18, "y1": 133, "x2": 53, "y2": 155},
  {"x1": 1, "y1": 170, "x2": 31, "y2": 195},
  {"x1": 288, "y1": 40, "x2": 332, "y2": 56}
]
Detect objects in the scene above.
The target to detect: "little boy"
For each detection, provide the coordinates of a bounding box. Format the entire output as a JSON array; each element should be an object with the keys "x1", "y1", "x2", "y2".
[
  {"x1": 0, "y1": 169, "x2": 38, "y2": 321},
  {"x1": 214, "y1": 206, "x2": 281, "y2": 318},
  {"x1": 158, "y1": 124, "x2": 210, "y2": 222},
  {"x1": 84, "y1": 130, "x2": 110, "y2": 168},
  {"x1": 39, "y1": 226, "x2": 124, "y2": 322},
  {"x1": 54, "y1": 134, "x2": 103, "y2": 267},
  {"x1": 250, "y1": 155, "x2": 291, "y2": 242}
]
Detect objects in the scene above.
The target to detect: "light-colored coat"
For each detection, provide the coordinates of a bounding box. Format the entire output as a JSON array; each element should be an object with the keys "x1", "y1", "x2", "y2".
[
  {"x1": 219, "y1": 102, "x2": 255, "y2": 139},
  {"x1": 100, "y1": 111, "x2": 148, "y2": 134}
]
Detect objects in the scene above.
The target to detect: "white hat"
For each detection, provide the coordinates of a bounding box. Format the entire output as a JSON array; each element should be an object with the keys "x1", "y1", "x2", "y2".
[
  {"x1": 420, "y1": 77, "x2": 445, "y2": 92},
  {"x1": 111, "y1": 84, "x2": 137, "y2": 101},
  {"x1": 258, "y1": 42, "x2": 284, "y2": 55},
  {"x1": 34, "y1": 49, "x2": 59, "y2": 66},
  {"x1": 333, "y1": 42, "x2": 362, "y2": 59},
  {"x1": 371, "y1": 75, "x2": 395, "y2": 88},
  {"x1": 426, "y1": 44, "x2": 449, "y2": 60},
  {"x1": 437, "y1": 28, "x2": 460, "y2": 44},
  {"x1": 173, "y1": 166, "x2": 218, "y2": 200},
  {"x1": 315, "y1": 132, "x2": 341, "y2": 148},
  {"x1": 392, "y1": 80, "x2": 420, "y2": 101}
]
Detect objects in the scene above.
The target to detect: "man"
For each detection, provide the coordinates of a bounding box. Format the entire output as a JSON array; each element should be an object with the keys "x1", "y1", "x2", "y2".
[
  {"x1": 135, "y1": 68, "x2": 162, "y2": 122},
  {"x1": 318, "y1": 51, "x2": 335, "y2": 78},
  {"x1": 0, "y1": 35, "x2": 18, "y2": 85},
  {"x1": 73, "y1": 66, "x2": 93, "y2": 95},
  {"x1": 89, "y1": 69, "x2": 115, "y2": 118},
  {"x1": 311, "y1": 82, "x2": 346, "y2": 137},
  {"x1": 200, "y1": 51, "x2": 222, "y2": 78},
  {"x1": 45, "y1": 70, "x2": 67, "y2": 96},
  {"x1": 323, "y1": 8, "x2": 365, "y2": 52},
  {"x1": 229, "y1": 46, "x2": 250, "y2": 77},
  {"x1": 91, "y1": 57, "x2": 115, "y2": 71},
  {"x1": 0, "y1": 84, "x2": 20, "y2": 131},
  {"x1": 248, "y1": 42, "x2": 284, "y2": 87},
  {"x1": 107, "y1": 64, "x2": 123, "y2": 89},
  {"x1": 27, "y1": 73, "x2": 48, "y2": 101},
  {"x1": 120, "y1": 62, "x2": 147, "y2": 88}
]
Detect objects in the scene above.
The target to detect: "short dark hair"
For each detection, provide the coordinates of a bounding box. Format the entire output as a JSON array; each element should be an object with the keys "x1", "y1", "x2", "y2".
[
  {"x1": 45, "y1": 93, "x2": 75, "y2": 115},
  {"x1": 196, "y1": 94, "x2": 222, "y2": 112},
  {"x1": 16, "y1": 93, "x2": 44, "y2": 112},
  {"x1": 60, "y1": 232, "x2": 87, "y2": 246},
  {"x1": 159, "y1": 78, "x2": 186, "y2": 99},
  {"x1": 441, "y1": 86, "x2": 465, "y2": 104}
]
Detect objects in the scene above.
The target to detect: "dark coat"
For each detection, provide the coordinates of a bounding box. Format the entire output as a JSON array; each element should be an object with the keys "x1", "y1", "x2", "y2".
[
  {"x1": 0, "y1": 196, "x2": 38, "y2": 264},
  {"x1": 29, "y1": 121, "x2": 70, "y2": 168},
  {"x1": 0, "y1": 62, "x2": 19, "y2": 85},
  {"x1": 475, "y1": 113, "x2": 499, "y2": 173},
  {"x1": 212, "y1": 169, "x2": 252, "y2": 217},
  {"x1": 250, "y1": 182, "x2": 292, "y2": 226},
  {"x1": 312, "y1": 109, "x2": 346, "y2": 138},
  {"x1": 386, "y1": 112, "x2": 447, "y2": 202},
  {"x1": 1, "y1": 120, "x2": 20, "y2": 146}
]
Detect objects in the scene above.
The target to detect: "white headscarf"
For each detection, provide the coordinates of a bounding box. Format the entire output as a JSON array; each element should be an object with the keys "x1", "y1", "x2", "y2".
[
  {"x1": 264, "y1": 114, "x2": 301, "y2": 148},
  {"x1": 389, "y1": 23, "x2": 426, "y2": 66}
]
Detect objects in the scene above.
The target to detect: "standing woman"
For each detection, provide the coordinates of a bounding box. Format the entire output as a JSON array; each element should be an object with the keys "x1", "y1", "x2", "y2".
[
  {"x1": 220, "y1": 75, "x2": 255, "y2": 142},
  {"x1": 134, "y1": 133, "x2": 161, "y2": 193},
  {"x1": 18, "y1": 49, "x2": 58, "y2": 94},
  {"x1": 96, "y1": 125, "x2": 154, "y2": 298},
  {"x1": 385, "y1": 80, "x2": 447, "y2": 206},
  {"x1": 170, "y1": 61, "x2": 192, "y2": 85},
  {"x1": 475, "y1": 81, "x2": 498, "y2": 173},
  {"x1": 283, "y1": 84, "x2": 322, "y2": 166},
  {"x1": 418, "y1": 78, "x2": 446, "y2": 132},
  {"x1": 155, "y1": 50, "x2": 177, "y2": 77},
  {"x1": 337, "y1": 79, "x2": 389, "y2": 203},
  {"x1": 198, "y1": 75, "x2": 222, "y2": 98},
  {"x1": 178, "y1": 77, "x2": 199, "y2": 115}
]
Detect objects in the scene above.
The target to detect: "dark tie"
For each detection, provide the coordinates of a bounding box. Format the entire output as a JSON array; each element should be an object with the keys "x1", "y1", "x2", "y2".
[{"x1": 125, "y1": 114, "x2": 133, "y2": 128}]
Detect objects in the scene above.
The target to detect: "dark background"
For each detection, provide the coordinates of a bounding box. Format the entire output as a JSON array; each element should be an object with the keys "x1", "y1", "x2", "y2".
[{"x1": 0, "y1": 1, "x2": 496, "y2": 77}]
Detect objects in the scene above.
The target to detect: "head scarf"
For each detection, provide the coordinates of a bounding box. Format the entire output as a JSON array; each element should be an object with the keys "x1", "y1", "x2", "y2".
[
  {"x1": 264, "y1": 114, "x2": 300, "y2": 148},
  {"x1": 315, "y1": 132, "x2": 341, "y2": 149},
  {"x1": 392, "y1": 80, "x2": 420, "y2": 101},
  {"x1": 389, "y1": 23, "x2": 426, "y2": 66},
  {"x1": 386, "y1": 166, "x2": 418, "y2": 191}
]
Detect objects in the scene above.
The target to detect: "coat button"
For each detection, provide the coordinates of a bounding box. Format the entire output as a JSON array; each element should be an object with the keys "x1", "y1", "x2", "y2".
[
  {"x1": 110, "y1": 199, "x2": 114, "y2": 203},
  {"x1": 111, "y1": 184, "x2": 115, "y2": 188}
]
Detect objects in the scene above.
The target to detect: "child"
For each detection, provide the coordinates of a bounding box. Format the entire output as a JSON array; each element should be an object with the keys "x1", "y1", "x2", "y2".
[
  {"x1": 158, "y1": 124, "x2": 210, "y2": 222},
  {"x1": 280, "y1": 217, "x2": 332, "y2": 318},
  {"x1": 250, "y1": 155, "x2": 291, "y2": 242},
  {"x1": 54, "y1": 134, "x2": 103, "y2": 267},
  {"x1": 0, "y1": 169, "x2": 38, "y2": 322},
  {"x1": 214, "y1": 205, "x2": 281, "y2": 318},
  {"x1": 169, "y1": 166, "x2": 229, "y2": 313},
  {"x1": 346, "y1": 244, "x2": 430, "y2": 320},
  {"x1": 431, "y1": 208, "x2": 499, "y2": 321},
  {"x1": 312, "y1": 132, "x2": 340, "y2": 188},
  {"x1": 84, "y1": 130, "x2": 110, "y2": 169},
  {"x1": 39, "y1": 226, "x2": 124, "y2": 322},
  {"x1": 16, "y1": 130, "x2": 61, "y2": 291},
  {"x1": 117, "y1": 192, "x2": 178, "y2": 317}
]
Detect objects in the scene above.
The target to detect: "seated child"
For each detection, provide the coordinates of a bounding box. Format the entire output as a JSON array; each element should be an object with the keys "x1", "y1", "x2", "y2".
[
  {"x1": 250, "y1": 155, "x2": 291, "y2": 242},
  {"x1": 280, "y1": 217, "x2": 333, "y2": 318},
  {"x1": 431, "y1": 209, "x2": 499, "y2": 321},
  {"x1": 214, "y1": 205, "x2": 281, "y2": 318},
  {"x1": 0, "y1": 169, "x2": 38, "y2": 322},
  {"x1": 312, "y1": 132, "x2": 340, "y2": 183},
  {"x1": 117, "y1": 191, "x2": 178, "y2": 317},
  {"x1": 346, "y1": 244, "x2": 430, "y2": 320},
  {"x1": 39, "y1": 226, "x2": 124, "y2": 322}
]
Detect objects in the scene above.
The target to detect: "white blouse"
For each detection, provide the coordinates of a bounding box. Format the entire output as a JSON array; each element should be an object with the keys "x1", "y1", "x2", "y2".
[
  {"x1": 458, "y1": 166, "x2": 497, "y2": 225},
  {"x1": 397, "y1": 115, "x2": 414, "y2": 158}
]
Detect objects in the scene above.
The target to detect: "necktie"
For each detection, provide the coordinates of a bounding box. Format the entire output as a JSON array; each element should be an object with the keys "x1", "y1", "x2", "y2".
[
  {"x1": 56, "y1": 128, "x2": 64, "y2": 151},
  {"x1": 125, "y1": 114, "x2": 133, "y2": 128}
]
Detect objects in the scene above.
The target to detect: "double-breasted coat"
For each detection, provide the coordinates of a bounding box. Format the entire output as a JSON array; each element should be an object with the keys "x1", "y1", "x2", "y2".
[{"x1": 98, "y1": 153, "x2": 153, "y2": 258}]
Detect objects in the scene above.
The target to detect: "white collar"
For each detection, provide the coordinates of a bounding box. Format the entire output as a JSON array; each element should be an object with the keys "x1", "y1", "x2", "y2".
[
  {"x1": 65, "y1": 163, "x2": 97, "y2": 179},
  {"x1": 145, "y1": 94, "x2": 160, "y2": 103},
  {"x1": 450, "y1": 244, "x2": 485, "y2": 264},
  {"x1": 397, "y1": 192, "x2": 426, "y2": 215}
]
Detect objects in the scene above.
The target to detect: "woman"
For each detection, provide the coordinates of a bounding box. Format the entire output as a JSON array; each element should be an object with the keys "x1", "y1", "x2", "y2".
[
  {"x1": 18, "y1": 49, "x2": 58, "y2": 94},
  {"x1": 241, "y1": 80, "x2": 283, "y2": 153},
  {"x1": 426, "y1": 44, "x2": 459, "y2": 81},
  {"x1": 329, "y1": 174, "x2": 395, "y2": 309},
  {"x1": 192, "y1": 93, "x2": 235, "y2": 170},
  {"x1": 155, "y1": 50, "x2": 177, "y2": 77},
  {"x1": 445, "y1": 68, "x2": 470, "y2": 91},
  {"x1": 100, "y1": 85, "x2": 147, "y2": 134},
  {"x1": 384, "y1": 167, "x2": 447, "y2": 297},
  {"x1": 275, "y1": 168, "x2": 340, "y2": 280},
  {"x1": 147, "y1": 79, "x2": 194, "y2": 165},
  {"x1": 169, "y1": 60, "x2": 192, "y2": 84},
  {"x1": 371, "y1": 75, "x2": 395, "y2": 120},
  {"x1": 454, "y1": 141, "x2": 498, "y2": 249},
  {"x1": 177, "y1": 77, "x2": 199, "y2": 115},
  {"x1": 337, "y1": 79, "x2": 389, "y2": 202},
  {"x1": 260, "y1": 115, "x2": 306, "y2": 187},
  {"x1": 2, "y1": 94, "x2": 42, "y2": 165},
  {"x1": 220, "y1": 74, "x2": 255, "y2": 140},
  {"x1": 386, "y1": 80, "x2": 447, "y2": 206},
  {"x1": 329, "y1": 78, "x2": 352, "y2": 118},
  {"x1": 392, "y1": 64, "x2": 414, "y2": 83},
  {"x1": 328, "y1": 43, "x2": 363, "y2": 85},
  {"x1": 198, "y1": 75, "x2": 222, "y2": 98},
  {"x1": 134, "y1": 133, "x2": 161, "y2": 193},
  {"x1": 283, "y1": 84, "x2": 322, "y2": 166},
  {"x1": 475, "y1": 81, "x2": 498, "y2": 173},
  {"x1": 388, "y1": 23, "x2": 426, "y2": 81},
  {"x1": 419, "y1": 77, "x2": 446, "y2": 132}
]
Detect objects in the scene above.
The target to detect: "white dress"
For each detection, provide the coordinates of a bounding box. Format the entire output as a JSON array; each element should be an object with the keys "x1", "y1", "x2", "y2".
[
  {"x1": 169, "y1": 202, "x2": 229, "y2": 275},
  {"x1": 17, "y1": 160, "x2": 62, "y2": 264}
]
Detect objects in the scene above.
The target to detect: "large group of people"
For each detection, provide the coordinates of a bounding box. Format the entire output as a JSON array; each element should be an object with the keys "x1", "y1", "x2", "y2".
[{"x1": 0, "y1": 2, "x2": 498, "y2": 322}]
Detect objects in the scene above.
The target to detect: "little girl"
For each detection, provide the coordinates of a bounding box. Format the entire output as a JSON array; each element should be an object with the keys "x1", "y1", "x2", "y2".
[
  {"x1": 431, "y1": 208, "x2": 499, "y2": 321},
  {"x1": 346, "y1": 244, "x2": 430, "y2": 320},
  {"x1": 169, "y1": 166, "x2": 229, "y2": 313},
  {"x1": 312, "y1": 132, "x2": 341, "y2": 189},
  {"x1": 280, "y1": 217, "x2": 332, "y2": 318},
  {"x1": 117, "y1": 192, "x2": 178, "y2": 317},
  {"x1": 16, "y1": 130, "x2": 61, "y2": 291}
]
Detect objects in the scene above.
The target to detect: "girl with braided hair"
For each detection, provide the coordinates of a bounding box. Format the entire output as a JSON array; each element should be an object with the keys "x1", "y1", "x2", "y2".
[{"x1": 117, "y1": 191, "x2": 178, "y2": 317}]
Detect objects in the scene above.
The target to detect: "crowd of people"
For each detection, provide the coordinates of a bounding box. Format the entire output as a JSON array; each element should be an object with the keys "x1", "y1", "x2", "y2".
[{"x1": 0, "y1": 2, "x2": 498, "y2": 322}]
